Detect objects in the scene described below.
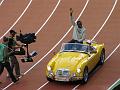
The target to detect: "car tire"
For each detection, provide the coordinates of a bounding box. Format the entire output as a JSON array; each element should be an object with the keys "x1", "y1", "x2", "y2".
[
  {"x1": 81, "y1": 67, "x2": 88, "y2": 84},
  {"x1": 47, "y1": 77, "x2": 53, "y2": 82},
  {"x1": 99, "y1": 49, "x2": 105, "y2": 65}
]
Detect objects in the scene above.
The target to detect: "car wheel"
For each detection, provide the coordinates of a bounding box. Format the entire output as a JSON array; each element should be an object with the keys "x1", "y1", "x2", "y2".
[
  {"x1": 47, "y1": 77, "x2": 53, "y2": 82},
  {"x1": 81, "y1": 67, "x2": 88, "y2": 84},
  {"x1": 99, "y1": 49, "x2": 105, "y2": 65}
]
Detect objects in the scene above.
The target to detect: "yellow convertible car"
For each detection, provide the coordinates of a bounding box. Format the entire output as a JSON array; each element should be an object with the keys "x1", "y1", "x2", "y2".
[{"x1": 46, "y1": 41, "x2": 105, "y2": 84}]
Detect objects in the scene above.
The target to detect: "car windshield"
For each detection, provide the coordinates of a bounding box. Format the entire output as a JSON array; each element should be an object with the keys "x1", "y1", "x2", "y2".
[{"x1": 60, "y1": 43, "x2": 88, "y2": 53}]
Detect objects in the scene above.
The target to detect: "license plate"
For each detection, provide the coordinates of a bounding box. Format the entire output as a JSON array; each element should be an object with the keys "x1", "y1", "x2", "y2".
[{"x1": 56, "y1": 77, "x2": 69, "y2": 81}]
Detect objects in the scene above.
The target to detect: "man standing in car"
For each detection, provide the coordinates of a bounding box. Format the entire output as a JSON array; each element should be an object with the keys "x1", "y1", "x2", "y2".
[{"x1": 69, "y1": 8, "x2": 86, "y2": 43}]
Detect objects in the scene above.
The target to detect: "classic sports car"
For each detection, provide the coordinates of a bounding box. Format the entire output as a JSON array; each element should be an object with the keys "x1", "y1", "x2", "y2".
[{"x1": 46, "y1": 41, "x2": 105, "y2": 84}]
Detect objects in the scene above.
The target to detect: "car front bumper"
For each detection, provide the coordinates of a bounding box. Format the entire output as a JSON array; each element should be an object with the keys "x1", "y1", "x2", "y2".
[{"x1": 47, "y1": 74, "x2": 83, "y2": 82}]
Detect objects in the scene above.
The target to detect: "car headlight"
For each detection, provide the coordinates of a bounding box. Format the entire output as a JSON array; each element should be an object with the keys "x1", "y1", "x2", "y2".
[
  {"x1": 47, "y1": 66, "x2": 52, "y2": 71},
  {"x1": 77, "y1": 68, "x2": 81, "y2": 73}
]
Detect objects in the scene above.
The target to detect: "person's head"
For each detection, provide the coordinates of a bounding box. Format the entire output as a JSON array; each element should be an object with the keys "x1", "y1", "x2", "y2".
[
  {"x1": 10, "y1": 30, "x2": 17, "y2": 37},
  {"x1": 3, "y1": 36, "x2": 9, "y2": 44},
  {"x1": 77, "y1": 21, "x2": 82, "y2": 28}
]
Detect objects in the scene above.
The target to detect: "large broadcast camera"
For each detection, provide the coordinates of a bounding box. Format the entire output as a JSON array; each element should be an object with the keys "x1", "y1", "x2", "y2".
[{"x1": 16, "y1": 30, "x2": 37, "y2": 62}]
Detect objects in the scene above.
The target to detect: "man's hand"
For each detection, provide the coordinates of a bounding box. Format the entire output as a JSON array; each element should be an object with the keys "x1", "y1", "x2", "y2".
[
  {"x1": 21, "y1": 44, "x2": 27, "y2": 47},
  {"x1": 70, "y1": 8, "x2": 73, "y2": 16}
]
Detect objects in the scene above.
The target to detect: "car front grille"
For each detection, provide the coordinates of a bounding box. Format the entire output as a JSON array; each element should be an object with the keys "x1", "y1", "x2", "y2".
[
  {"x1": 55, "y1": 69, "x2": 70, "y2": 81},
  {"x1": 56, "y1": 69, "x2": 70, "y2": 77}
]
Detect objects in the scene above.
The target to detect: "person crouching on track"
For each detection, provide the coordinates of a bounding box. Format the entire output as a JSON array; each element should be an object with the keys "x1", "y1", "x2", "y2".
[
  {"x1": 69, "y1": 8, "x2": 86, "y2": 43},
  {"x1": 0, "y1": 37, "x2": 19, "y2": 83}
]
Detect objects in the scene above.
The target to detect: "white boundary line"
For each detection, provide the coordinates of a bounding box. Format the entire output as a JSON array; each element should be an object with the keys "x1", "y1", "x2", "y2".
[
  {"x1": 91, "y1": 0, "x2": 118, "y2": 41},
  {"x1": 105, "y1": 43, "x2": 120, "y2": 61},
  {"x1": 106, "y1": 43, "x2": 120, "y2": 90},
  {"x1": 0, "y1": 0, "x2": 4, "y2": 6},
  {"x1": 107, "y1": 78, "x2": 120, "y2": 90},
  {"x1": 2, "y1": 0, "x2": 61, "y2": 90},
  {"x1": 35, "y1": 0, "x2": 61, "y2": 35},
  {"x1": 72, "y1": 0, "x2": 118, "y2": 89},
  {"x1": 2, "y1": 0, "x2": 118, "y2": 89},
  {"x1": 2, "y1": 83, "x2": 13, "y2": 90},
  {"x1": 36, "y1": 0, "x2": 90, "y2": 89},
  {"x1": 72, "y1": 43, "x2": 120, "y2": 90},
  {"x1": 24, "y1": 0, "x2": 90, "y2": 75},
  {"x1": 37, "y1": 81, "x2": 49, "y2": 90},
  {"x1": 0, "y1": 0, "x2": 33, "y2": 40}
]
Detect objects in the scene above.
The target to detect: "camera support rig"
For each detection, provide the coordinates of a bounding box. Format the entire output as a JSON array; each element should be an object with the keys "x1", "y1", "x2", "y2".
[{"x1": 16, "y1": 30, "x2": 37, "y2": 62}]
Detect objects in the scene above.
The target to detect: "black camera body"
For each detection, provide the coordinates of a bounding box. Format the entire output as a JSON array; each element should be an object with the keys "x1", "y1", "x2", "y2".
[
  {"x1": 16, "y1": 33, "x2": 36, "y2": 44},
  {"x1": 16, "y1": 32, "x2": 37, "y2": 62}
]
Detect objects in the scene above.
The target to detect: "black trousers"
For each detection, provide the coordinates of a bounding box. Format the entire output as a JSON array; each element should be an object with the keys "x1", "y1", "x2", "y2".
[
  {"x1": 9, "y1": 55, "x2": 20, "y2": 76},
  {"x1": 0, "y1": 62, "x2": 17, "y2": 82}
]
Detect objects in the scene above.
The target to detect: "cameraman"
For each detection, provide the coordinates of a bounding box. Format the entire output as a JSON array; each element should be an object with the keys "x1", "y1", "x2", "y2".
[
  {"x1": 7, "y1": 30, "x2": 23, "y2": 78},
  {"x1": 0, "y1": 37, "x2": 19, "y2": 83}
]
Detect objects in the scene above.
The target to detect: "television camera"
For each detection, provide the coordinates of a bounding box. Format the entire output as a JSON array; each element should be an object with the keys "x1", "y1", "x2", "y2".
[{"x1": 16, "y1": 30, "x2": 37, "y2": 62}]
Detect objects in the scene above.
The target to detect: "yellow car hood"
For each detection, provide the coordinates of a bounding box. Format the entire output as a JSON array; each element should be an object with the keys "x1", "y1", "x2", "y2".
[{"x1": 53, "y1": 52, "x2": 88, "y2": 72}]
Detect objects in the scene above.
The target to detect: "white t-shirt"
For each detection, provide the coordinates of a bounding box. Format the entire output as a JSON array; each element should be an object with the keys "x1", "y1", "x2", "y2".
[{"x1": 70, "y1": 16, "x2": 86, "y2": 42}]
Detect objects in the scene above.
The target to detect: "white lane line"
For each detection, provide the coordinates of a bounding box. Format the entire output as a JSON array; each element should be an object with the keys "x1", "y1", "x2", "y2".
[
  {"x1": 0, "y1": 0, "x2": 33, "y2": 40},
  {"x1": 72, "y1": 84, "x2": 80, "y2": 90},
  {"x1": 0, "y1": 0, "x2": 4, "y2": 6},
  {"x1": 37, "y1": 81, "x2": 49, "y2": 90},
  {"x1": 91, "y1": 0, "x2": 118, "y2": 41},
  {"x1": 35, "y1": 0, "x2": 61, "y2": 35},
  {"x1": 105, "y1": 43, "x2": 120, "y2": 61},
  {"x1": 25, "y1": 0, "x2": 63, "y2": 75},
  {"x1": 72, "y1": 0, "x2": 118, "y2": 89},
  {"x1": 24, "y1": 0, "x2": 90, "y2": 75},
  {"x1": 36, "y1": 0, "x2": 90, "y2": 90},
  {"x1": 2, "y1": 0, "x2": 61, "y2": 90},
  {"x1": 2, "y1": 83, "x2": 13, "y2": 90},
  {"x1": 107, "y1": 78, "x2": 120, "y2": 90},
  {"x1": 72, "y1": 43, "x2": 120, "y2": 90},
  {"x1": 39, "y1": 0, "x2": 118, "y2": 89}
]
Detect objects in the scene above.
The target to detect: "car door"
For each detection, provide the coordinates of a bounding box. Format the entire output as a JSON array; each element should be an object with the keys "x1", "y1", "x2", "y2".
[{"x1": 87, "y1": 46, "x2": 99, "y2": 72}]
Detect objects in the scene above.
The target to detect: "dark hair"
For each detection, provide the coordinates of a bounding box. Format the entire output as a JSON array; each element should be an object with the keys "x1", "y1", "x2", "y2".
[
  {"x1": 3, "y1": 36, "x2": 8, "y2": 42},
  {"x1": 77, "y1": 21, "x2": 82, "y2": 28},
  {"x1": 10, "y1": 30, "x2": 17, "y2": 34}
]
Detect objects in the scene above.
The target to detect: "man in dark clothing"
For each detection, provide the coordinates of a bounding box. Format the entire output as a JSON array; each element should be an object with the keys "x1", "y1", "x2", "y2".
[
  {"x1": 8, "y1": 30, "x2": 23, "y2": 78},
  {"x1": 0, "y1": 37, "x2": 18, "y2": 83}
]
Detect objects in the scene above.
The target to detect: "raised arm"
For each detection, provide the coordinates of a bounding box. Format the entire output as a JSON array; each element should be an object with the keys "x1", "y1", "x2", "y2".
[{"x1": 70, "y1": 8, "x2": 75, "y2": 26}]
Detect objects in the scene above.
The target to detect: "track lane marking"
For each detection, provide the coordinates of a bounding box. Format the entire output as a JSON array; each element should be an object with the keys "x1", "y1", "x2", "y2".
[
  {"x1": 24, "y1": 0, "x2": 62, "y2": 75},
  {"x1": 107, "y1": 78, "x2": 120, "y2": 90},
  {"x1": 0, "y1": 0, "x2": 33, "y2": 40},
  {"x1": 106, "y1": 44, "x2": 120, "y2": 89},
  {"x1": 3, "y1": 0, "x2": 118, "y2": 89},
  {"x1": 36, "y1": 0, "x2": 90, "y2": 89},
  {"x1": 72, "y1": 43, "x2": 120, "y2": 90},
  {"x1": 35, "y1": 0, "x2": 61, "y2": 35},
  {"x1": 2, "y1": 83, "x2": 13, "y2": 90},
  {"x1": 105, "y1": 43, "x2": 120, "y2": 61},
  {"x1": 37, "y1": 81, "x2": 49, "y2": 90},
  {"x1": 38, "y1": 0, "x2": 118, "y2": 89},
  {"x1": 91, "y1": 0, "x2": 118, "y2": 41},
  {"x1": 2, "y1": 0, "x2": 61, "y2": 89},
  {"x1": 24, "y1": 0, "x2": 89, "y2": 75},
  {"x1": 0, "y1": 0, "x2": 4, "y2": 6},
  {"x1": 72, "y1": 0, "x2": 118, "y2": 89}
]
